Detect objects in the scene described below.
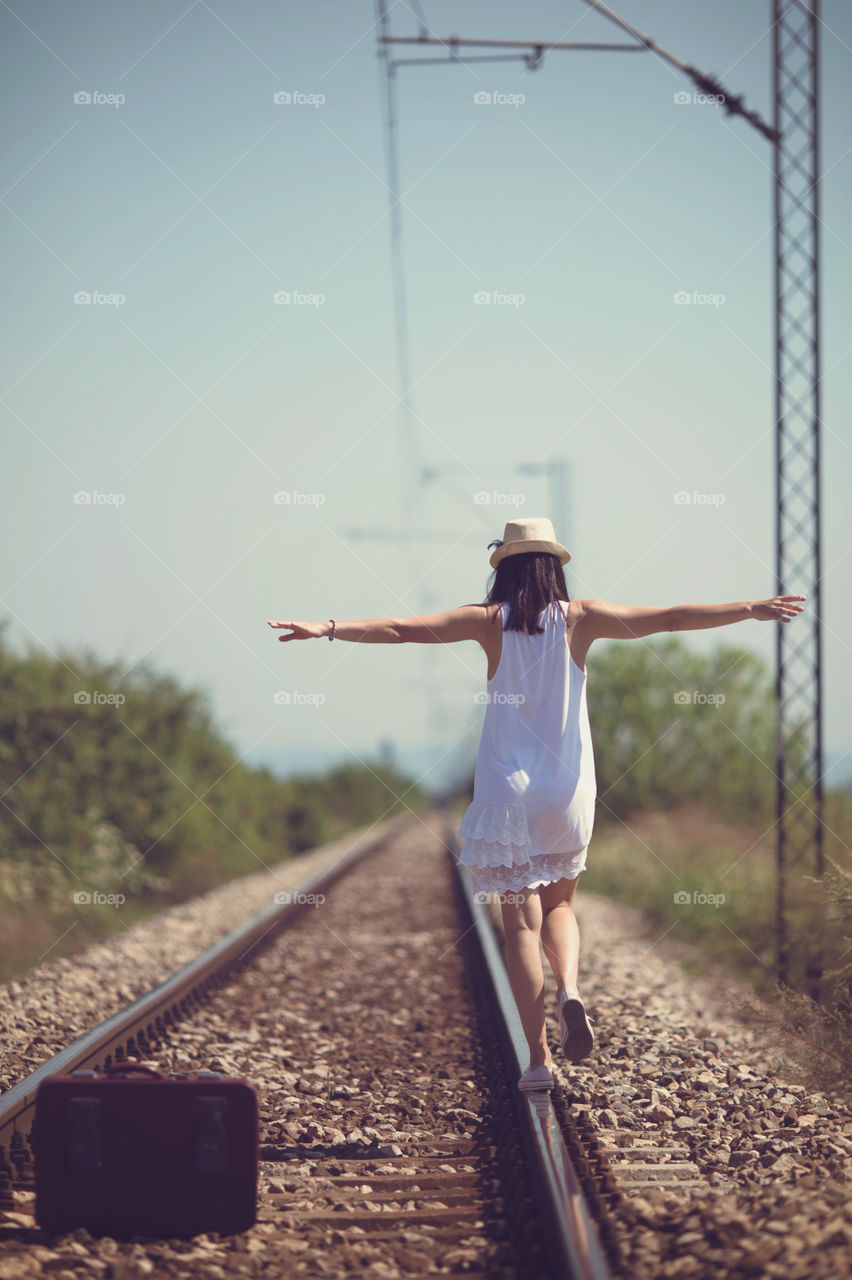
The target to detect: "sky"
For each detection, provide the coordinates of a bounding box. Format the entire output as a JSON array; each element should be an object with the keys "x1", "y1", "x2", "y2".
[{"x1": 1, "y1": 0, "x2": 851, "y2": 796}]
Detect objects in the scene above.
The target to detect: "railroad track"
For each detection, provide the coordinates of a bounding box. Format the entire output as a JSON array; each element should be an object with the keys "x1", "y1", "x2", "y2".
[
  {"x1": 0, "y1": 811, "x2": 615, "y2": 1279},
  {"x1": 481, "y1": 898, "x2": 710, "y2": 1199}
]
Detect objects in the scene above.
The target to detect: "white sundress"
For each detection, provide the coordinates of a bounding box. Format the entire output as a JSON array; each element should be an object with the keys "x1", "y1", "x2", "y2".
[{"x1": 456, "y1": 599, "x2": 597, "y2": 896}]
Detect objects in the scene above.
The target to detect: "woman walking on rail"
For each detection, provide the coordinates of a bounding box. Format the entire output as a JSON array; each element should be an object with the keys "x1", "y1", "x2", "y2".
[{"x1": 268, "y1": 517, "x2": 805, "y2": 1093}]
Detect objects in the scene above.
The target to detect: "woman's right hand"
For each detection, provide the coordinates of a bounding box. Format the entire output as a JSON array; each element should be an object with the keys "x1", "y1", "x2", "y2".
[
  {"x1": 749, "y1": 595, "x2": 806, "y2": 622},
  {"x1": 267, "y1": 620, "x2": 329, "y2": 641}
]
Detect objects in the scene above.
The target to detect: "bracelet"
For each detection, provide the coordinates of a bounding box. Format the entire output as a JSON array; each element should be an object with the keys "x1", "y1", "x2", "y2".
[{"x1": 328, "y1": 618, "x2": 336, "y2": 641}]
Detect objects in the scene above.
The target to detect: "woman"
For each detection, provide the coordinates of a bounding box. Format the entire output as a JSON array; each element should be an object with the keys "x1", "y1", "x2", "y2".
[{"x1": 268, "y1": 517, "x2": 806, "y2": 1093}]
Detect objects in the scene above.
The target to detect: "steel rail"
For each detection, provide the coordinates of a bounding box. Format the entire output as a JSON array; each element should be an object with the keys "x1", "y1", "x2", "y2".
[
  {"x1": 0, "y1": 816, "x2": 410, "y2": 1160},
  {"x1": 445, "y1": 821, "x2": 612, "y2": 1280}
]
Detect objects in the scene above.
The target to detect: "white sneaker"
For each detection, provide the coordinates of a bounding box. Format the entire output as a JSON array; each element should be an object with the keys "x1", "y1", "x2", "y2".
[
  {"x1": 518, "y1": 1063, "x2": 554, "y2": 1092},
  {"x1": 558, "y1": 986, "x2": 594, "y2": 1062}
]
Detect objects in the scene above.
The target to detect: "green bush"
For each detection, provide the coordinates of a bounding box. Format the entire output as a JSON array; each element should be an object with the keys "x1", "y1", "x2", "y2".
[
  {"x1": 0, "y1": 621, "x2": 427, "y2": 979},
  {"x1": 585, "y1": 635, "x2": 794, "y2": 826}
]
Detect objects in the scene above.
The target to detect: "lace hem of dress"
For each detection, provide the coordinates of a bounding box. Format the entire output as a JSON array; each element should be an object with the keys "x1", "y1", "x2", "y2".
[
  {"x1": 456, "y1": 801, "x2": 530, "y2": 849},
  {"x1": 460, "y1": 847, "x2": 588, "y2": 896}
]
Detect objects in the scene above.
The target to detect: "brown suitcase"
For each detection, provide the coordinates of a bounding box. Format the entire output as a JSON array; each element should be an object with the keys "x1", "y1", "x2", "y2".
[{"x1": 34, "y1": 1062, "x2": 258, "y2": 1236}]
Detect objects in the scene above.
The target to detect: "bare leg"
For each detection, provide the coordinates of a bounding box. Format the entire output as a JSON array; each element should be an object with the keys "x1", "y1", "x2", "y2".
[
  {"x1": 539, "y1": 876, "x2": 581, "y2": 994},
  {"x1": 499, "y1": 890, "x2": 551, "y2": 1070}
]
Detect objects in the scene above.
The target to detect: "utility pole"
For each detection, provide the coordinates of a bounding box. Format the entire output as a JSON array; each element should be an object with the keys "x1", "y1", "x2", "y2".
[
  {"x1": 773, "y1": 0, "x2": 823, "y2": 992},
  {"x1": 373, "y1": 0, "x2": 648, "y2": 787},
  {"x1": 517, "y1": 460, "x2": 572, "y2": 589}
]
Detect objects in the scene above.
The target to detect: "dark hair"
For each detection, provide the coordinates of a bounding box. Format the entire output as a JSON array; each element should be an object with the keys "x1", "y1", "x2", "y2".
[{"x1": 483, "y1": 543, "x2": 570, "y2": 634}]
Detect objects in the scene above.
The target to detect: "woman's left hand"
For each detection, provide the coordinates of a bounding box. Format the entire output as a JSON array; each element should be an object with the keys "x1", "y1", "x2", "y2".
[{"x1": 267, "y1": 620, "x2": 327, "y2": 641}]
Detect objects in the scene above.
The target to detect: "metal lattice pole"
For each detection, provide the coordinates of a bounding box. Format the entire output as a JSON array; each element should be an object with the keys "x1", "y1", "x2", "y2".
[{"x1": 773, "y1": 0, "x2": 824, "y2": 990}]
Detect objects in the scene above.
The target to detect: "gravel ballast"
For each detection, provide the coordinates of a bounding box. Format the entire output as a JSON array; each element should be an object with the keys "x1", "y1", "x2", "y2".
[
  {"x1": 0, "y1": 817, "x2": 408, "y2": 1096},
  {"x1": 554, "y1": 890, "x2": 852, "y2": 1276}
]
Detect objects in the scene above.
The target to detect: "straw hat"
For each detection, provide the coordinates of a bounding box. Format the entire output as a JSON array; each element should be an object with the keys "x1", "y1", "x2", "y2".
[{"x1": 489, "y1": 517, "x2": 571, "y2": 569}]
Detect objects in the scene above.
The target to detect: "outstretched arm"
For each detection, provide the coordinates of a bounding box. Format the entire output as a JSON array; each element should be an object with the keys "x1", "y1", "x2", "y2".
[
  {"x1": 267, "y1": 604, "x2": 487, "y2": 644},
  {"x1": 577, "y1": 594, "x2": 806, "y2": 643}
]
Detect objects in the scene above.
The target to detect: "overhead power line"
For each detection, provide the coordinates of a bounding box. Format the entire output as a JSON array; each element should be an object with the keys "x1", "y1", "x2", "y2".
[{"x1": 577, "y1": 0, "x2": 778, "y2": 141}]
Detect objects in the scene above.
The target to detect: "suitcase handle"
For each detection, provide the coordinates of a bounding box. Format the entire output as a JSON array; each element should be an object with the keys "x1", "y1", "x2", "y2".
[{"x1": 103, "y1": 1062, "x2": 166, "y2": 1079}]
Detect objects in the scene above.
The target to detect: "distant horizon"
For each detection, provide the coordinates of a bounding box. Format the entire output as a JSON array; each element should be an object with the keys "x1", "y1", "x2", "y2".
[{"x1": 246, "y1": 741, "x2": 852, "y2": 797}]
